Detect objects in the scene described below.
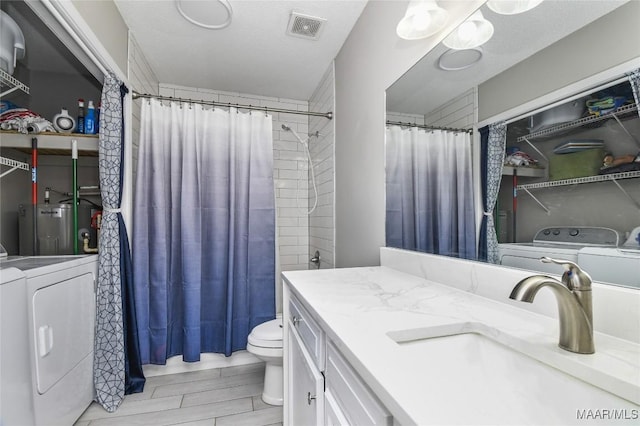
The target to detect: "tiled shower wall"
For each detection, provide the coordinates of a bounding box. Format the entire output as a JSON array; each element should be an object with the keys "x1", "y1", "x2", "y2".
[
  {"x1": 128, "y1": 35, "x2": 159, "y2": 184},
  {"x1": 424, "y1": 87, "x2": 477, "y2": 129},
  {"x1": 157, "y1": 83, "x2": 311, "y2": 278},
  {"x1": 308, "y1": 64, "x2": 336, "y2": 269}
]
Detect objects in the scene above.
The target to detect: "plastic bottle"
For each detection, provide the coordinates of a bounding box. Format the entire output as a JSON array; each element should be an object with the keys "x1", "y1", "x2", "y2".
[
  {"x1": 77, "y1": 99, "x2": 85, "y2": 134},
  {"x1": 95, "y1": 102, "x2": 101, "y2": 133},
  {"x1": 85, "y1": 100, "x2": 96, "y2": 134}
]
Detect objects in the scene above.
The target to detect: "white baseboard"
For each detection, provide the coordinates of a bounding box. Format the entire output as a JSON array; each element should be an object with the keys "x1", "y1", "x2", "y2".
[{"x1": 143, "y1": 350, "x2": 261, "y2": 377}]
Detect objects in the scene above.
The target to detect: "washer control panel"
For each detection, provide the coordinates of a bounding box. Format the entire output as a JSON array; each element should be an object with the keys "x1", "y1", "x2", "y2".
[{"x1": 533, "y1": 227, "x2": 622, "y2": 247}]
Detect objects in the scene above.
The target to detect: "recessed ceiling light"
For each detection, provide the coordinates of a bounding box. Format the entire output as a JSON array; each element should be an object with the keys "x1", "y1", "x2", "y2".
[{"x1": 438, "y1": 47, "x2": 483, "y2": 71}]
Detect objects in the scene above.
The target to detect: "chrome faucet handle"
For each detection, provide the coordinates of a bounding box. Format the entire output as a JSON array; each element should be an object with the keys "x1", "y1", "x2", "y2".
[{"x1": 539, "y1": 257, "x2": 592, "y2": 291}]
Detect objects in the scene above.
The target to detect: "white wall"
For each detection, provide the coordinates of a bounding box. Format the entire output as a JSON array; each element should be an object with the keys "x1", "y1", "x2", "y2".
[
  {"x1": 334, "y1": 0, "x2": 484, "y2": 267},
  {"x1": 70, "y1": 0, "x2": 129, "y2": 77},
  {"x1": 308, "y1": 63, "x2": 336, "y2": 269},
  {"x1": 478, "y1": 1, "x2": 640, "y2": 122}
]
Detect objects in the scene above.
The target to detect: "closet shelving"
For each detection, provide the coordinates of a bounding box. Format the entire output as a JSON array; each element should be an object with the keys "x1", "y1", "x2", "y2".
[
  {"x1": 0, "y1": 155, "x2": 29, "y2": 178},
  {"x1": 0, "y1": 69, "x2": 30, "y2": 98},
  {"x1": 511, "y1": 102, "x2": 640, "y2": 212},
  {"x1": 0, "y1": 130, "x2": 98, "y2": 156}
]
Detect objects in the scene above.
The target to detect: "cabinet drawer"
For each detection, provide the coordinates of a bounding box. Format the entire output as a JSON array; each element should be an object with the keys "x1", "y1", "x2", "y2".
[
  {"x1": 289, "y1": 295, "x2": 324, "y2": 369},
  {"x1": 326, "y1": 341, "x2": 391, "y2": 426}
]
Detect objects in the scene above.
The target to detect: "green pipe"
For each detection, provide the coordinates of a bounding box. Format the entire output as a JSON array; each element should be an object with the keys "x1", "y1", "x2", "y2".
[{"x1": 72, "y1": 140, "x2": 78, "y2": 255}]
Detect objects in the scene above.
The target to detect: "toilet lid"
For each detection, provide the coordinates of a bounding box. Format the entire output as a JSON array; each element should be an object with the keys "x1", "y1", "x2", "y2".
[{"x1": 248, "y1": 319, "x2": 282, "y2": 348}]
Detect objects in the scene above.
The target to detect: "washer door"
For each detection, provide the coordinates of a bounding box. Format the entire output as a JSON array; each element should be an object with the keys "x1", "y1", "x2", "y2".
[{"x1": 32, "y1": 273, "x2": 95, "y2": 394}]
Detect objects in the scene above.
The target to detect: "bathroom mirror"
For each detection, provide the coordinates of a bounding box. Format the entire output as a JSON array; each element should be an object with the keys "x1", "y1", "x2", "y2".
[{"x1": 386, "y1": 0, "x2": 640, "y2": 289}]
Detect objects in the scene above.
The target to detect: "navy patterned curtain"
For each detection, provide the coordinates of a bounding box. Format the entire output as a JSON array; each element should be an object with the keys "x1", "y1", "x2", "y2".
[
  {"x1": 94, "y1": 73, "x2": 145, "y2": 412},
  {"x1": 630, "y1": 68, "x2": 640, "y2": 118},
  {"x1": 478, "y1": 122, "x2": 506, "y2": 263}
]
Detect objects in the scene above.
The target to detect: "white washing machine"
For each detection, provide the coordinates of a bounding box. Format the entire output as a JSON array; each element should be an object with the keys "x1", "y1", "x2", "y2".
[
  {"x1": 0, "y1": 255, "x2": 97, "y2": 426},
  {"x1": 577, "y1": 226, "x2": 640, "y2": 289},
  {"x1": 498, "y1": 227, "x2": 623, "y2": 275}
]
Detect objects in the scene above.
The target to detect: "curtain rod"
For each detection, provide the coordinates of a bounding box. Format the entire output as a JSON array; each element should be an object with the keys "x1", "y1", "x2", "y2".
[
  {"x1": 386, "y1": 120, "x2": 473, "y2": 134},
  {"x1": 131, "y1": 91, "x2": 333, "y2": 120}
]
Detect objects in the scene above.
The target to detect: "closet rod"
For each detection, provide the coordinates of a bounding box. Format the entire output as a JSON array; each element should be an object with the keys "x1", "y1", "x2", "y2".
[
  {"x1": 386, "y1": 120, "x2": 473, "y2": 134},
  {"x1": 131, "y1": 91, "x2": 333, "y2": 120}
]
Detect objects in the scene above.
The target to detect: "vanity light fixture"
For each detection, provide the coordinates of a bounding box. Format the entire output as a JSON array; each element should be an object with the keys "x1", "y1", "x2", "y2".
[
  {"x1": 396, "y1": 0, "x2": 448, "y2": 40},
  {"x1": 487, "y1": 0, "x2": 544, "y2": 15},
  {"x1": 175, "y1": 0, "x2": 233, "y2": 30},
  {"x1": 442, "y1": 10, "x2": 494, "y2": 50}
]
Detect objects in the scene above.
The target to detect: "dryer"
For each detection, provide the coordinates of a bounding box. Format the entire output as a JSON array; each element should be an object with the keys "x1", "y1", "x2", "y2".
[
  {"x1": 0, "y1": 255, "x2": 97, "y2": 426},
  {"x1": 498, "y1": 227, "x2": 622, "y2": 275},
  {"x1": 577, "y1": 227, "x2": 640, "y2": 289}
]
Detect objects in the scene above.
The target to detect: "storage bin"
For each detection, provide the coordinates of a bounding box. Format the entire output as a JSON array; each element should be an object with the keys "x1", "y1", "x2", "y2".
[{"x1": 549, "y1": 148, "x2": 604, "y2": 181}]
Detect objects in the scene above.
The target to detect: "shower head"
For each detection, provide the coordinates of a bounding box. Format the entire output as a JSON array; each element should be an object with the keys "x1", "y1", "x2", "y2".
[{"x1": 282, "y1": 124, "x2": 291, "y2": 131}]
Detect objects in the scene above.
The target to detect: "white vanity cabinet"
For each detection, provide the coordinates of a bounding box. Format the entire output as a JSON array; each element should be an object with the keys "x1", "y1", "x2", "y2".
[
  {"x1": 286, "y1": 293, "x2": 325, "y2": 425},
  {"x1": 324, "y1": 341, "x2": 391, "y2": 426},
  {"x1": 284, "y1": 286, "x2": 392, "y2": 426}
]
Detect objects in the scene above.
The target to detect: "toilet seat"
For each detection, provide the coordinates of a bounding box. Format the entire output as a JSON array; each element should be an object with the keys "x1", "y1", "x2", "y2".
[{"x1": 248, "y1": 319, "x2": 283, "y2": 348}]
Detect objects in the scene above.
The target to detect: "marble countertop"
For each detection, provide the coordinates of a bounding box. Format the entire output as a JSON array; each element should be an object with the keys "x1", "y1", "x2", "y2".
[{"x1": 283, "y1": 266, "x2": 640, "y2": 425}]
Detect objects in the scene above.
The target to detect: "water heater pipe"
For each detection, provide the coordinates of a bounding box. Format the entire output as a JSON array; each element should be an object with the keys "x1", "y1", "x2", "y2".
[{"x1": 72, "y1": 139, "x2": 78, "y2": 255}]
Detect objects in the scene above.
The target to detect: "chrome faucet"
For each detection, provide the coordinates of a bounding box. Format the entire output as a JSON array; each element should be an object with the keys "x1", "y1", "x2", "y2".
[{"x1": 509, "y1": 257, "x2": 595, "y2": 354}]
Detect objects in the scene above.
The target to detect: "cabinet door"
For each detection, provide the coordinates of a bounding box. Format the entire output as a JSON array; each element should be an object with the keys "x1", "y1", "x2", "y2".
[
  {"x1": 288, "y1": 323, "x2": 324, "y2": 426},
  {"x1": 325, "y1": 389, "x2": 350, "y2": 426},
  {"x1": 326, "y1": 341, "x2": 392, "y2": 426}
]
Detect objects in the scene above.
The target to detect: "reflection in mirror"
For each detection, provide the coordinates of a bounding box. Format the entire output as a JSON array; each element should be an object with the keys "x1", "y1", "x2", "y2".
[{"x1": 386, "y1": 0, "x2": 640, "y2": 289}]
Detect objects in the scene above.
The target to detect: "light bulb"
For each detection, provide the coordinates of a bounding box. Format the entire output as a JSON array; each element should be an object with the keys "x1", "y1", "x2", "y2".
[
  {"x1": 456, "y1": 20, "x2": 477, "y2": 42},
  {"x1": 412, "y1": 12, "x2": 431, "y2": 32}
]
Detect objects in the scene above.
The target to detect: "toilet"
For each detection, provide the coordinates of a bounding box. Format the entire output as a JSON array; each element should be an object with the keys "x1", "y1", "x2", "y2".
[{"x1": 247, "y1": 318, "x2": 283, "y2": 405}]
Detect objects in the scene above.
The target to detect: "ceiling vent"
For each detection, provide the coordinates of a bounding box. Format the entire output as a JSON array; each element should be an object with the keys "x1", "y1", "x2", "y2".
[{"x1": 287, "y1": 12, "x2": 326, "y2": 40}]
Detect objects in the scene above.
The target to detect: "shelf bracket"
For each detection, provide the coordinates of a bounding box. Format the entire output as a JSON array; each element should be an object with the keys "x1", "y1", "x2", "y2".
[
  {"x1": 521, "y1": 137, "x2": 548, "y2": 163},
  {"x1": 610, "y1": 178, "x2": 640, "y2": 210},
  {"x1": 0, "y1": 156, "x2": 30, "y2": 178},
  {"x1": 610, "y1": 112, "x2": 640, "y2": 149},
  {"x1": 520, "y1": 187, "x2": 551, "y2": 215}
]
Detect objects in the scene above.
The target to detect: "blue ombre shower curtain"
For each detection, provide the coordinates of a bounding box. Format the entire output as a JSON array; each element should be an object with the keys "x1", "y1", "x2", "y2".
[
  {"x1": 133, "y1": 100, "x2": 276, "y2": 363},
  {"x1": 386, "y1": 126, "x2": 476, "y2": 259}
]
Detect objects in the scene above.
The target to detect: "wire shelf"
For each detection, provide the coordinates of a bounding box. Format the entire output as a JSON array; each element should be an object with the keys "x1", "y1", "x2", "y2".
[
  {"x1": 0, "y1": 155, "x2": 30, "y2": 179},
  {"x1": 517, "y1": 170, "x2": 640, "y2": 190},
  {"x1": 0, "y1": 69, "x2": 30, "y2": 97},
  {"x1": 516, "y1": 103, "x2": 638, "y2": 142}
]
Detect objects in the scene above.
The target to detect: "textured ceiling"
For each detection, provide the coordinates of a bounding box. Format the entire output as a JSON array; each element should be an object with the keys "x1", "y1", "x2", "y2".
[
  {"x1": 114, "y1": 0, "x2": 368, "y2": 100},
  {"x1": 386, "y1": 0, "x2": 630, "y2": 116}
]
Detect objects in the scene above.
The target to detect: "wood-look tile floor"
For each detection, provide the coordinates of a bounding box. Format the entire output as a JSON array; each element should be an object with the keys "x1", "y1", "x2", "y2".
[{"x1": 74, "y1": 362, "x2": 282, "y2": 426}]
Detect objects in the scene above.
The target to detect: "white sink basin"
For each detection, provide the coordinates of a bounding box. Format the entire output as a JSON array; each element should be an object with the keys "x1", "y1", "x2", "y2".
[{"x1": 387, "y1": 325, "x2": 638, "y2": 425}]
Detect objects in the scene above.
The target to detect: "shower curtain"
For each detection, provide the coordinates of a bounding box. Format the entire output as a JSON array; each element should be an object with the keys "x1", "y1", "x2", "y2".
[
  {"x1": 385, "y1": 126, "x2": 476, "y2": 259},
  {"x1": 133, "y1": 100, "x2": 276, "y2": 363}
]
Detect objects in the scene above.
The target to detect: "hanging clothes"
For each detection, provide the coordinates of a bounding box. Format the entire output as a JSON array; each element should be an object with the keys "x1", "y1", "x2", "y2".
[
  {"x1": 386, "y1": 126, "x2": 476, "y2": 260},
  {"x1": 133, "y1": 100, "x2": 276, "y2": 363}
]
